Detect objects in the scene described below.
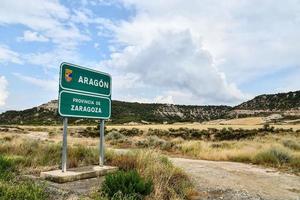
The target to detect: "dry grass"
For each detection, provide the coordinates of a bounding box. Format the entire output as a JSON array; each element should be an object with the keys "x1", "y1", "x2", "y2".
[
  {"x1": 203, "y1": 117, "x2": 266, "y2": 125},
  {"x1": 97, "y1": 126, "x2": 300, "y2": 173},
  {"x1": 14, "y1": 123, "x2": 300, "y2": 132},
  {"x1": 106, "y1": 150, "x2": 196, "y2": 200},
  {"x1": 171, "y1": 134, "x2": 300, "y2": 173},
  {"x1": 1, "y1": 123, "x2": 300, "y2": 174},
  {"x1": 0, "y1": 136, "x2": 195, "y2": 200}
]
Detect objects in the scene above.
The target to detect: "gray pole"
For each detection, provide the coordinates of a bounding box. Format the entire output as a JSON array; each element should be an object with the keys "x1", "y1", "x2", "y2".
[
  {"x1": 99, "y1": 119, "x2": 105, "y2": 166},
  {"x1": 62, "y1": 117, "x2": 68, "y2": 172}
]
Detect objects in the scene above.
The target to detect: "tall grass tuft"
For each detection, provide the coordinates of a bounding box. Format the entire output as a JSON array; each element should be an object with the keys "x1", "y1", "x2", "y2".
[
  {"x1": 102, "y1": 170, "x2": 153, "y2": 199},
  {"x1": 282, "y1": 139, "x2": 300, "y2": 151},
  {"x1": 0, "y1": 155, "x2": 15, "y2": 181},
  {"x1": 253, "y1": 146, "x2": 292, "y2": 166},
  {"x1": 0, "y1": 180, "x2": 48, "y2": 200},
  {"x1": 105, "y1": 150, "x2": 195, "y2": 200}
]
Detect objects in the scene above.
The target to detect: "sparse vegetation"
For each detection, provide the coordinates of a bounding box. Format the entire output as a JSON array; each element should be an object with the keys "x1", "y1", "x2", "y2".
[
  {"x1": 0, "y1": 155, "x2": 48, "y2": 200},
  {"x1": 0, "y1": 135, "x2": 195, "y2": 200},
  {"x1": 105, "y1": 150, "x2": 195, "y2": 200},
  {"x1": 282, "y1": 139, "x2": 300, "y2": 151},
  {"x1": 101, "y1": 170, "x2": 153, "y2": 199},
  {"x1": 99, "y1": 126, "x2": 300, "y2": 174},
  {"x1": 106, "y1": 131, "x2": 126, "y2": 141},
  {"x1": 0, "y1": 99, "x2": 233, "y2": 125},
  {"x1": 253, "y1": 146, "x2": 292, "y2": 166}
]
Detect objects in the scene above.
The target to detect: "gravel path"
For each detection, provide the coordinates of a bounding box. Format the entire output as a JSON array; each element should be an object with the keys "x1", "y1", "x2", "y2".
[{"x1": 170, "y1": 157, "x2": 300, "y2": 200}]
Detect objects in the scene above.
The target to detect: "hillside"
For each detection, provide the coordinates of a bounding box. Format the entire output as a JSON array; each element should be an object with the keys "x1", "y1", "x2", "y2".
[
  {"x1": 235, "y1": 91, "x2": 300, "y2": 110},
  {"x1": 0, "y1": 90, "x2": 299, "y2": 125},
  {"x1": 0, "y1": 100, "x2": 231, "y2": 125}
]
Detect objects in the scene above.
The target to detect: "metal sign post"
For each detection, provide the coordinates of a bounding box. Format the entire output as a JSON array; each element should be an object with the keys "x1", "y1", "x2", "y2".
[
  {"x1": 58, "y1": 62, "x2": 111, "y2": 172},
  {"x1": 62, "y1": 117, "x2": 68, "y2": 172},
  {"x1": 99, "y1": 120, "x2": 105, "y2": 166}
]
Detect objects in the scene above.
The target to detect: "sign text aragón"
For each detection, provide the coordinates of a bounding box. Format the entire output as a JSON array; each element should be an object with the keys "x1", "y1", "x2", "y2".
[{"x1": 58, "y1": 62, "x2": 111, "y2": 119}]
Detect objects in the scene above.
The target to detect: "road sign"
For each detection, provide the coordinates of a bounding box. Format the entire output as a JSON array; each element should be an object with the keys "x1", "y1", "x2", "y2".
[
  {"x1": 59, "y1": 91, "x2": 111, "y2": 119},
  {"x1": 58, "y1": 62, "x2": 111, "y2": 172},
  {"x1": 59, "y1": 62, "x2": 111, "y2": 97},
  {"x1": 58, "y1": 62, "x2": 111, "y2": 119}
]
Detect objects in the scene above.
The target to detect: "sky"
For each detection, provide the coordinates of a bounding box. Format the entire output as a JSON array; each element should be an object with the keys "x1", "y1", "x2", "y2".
[{"x1": 0, "y1": 0, "x2": 300, "y2": 112}]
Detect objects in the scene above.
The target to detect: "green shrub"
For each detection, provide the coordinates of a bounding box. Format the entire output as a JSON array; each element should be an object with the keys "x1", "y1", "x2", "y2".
[
  {"x1": 0, "y1": 156, "x2": 15, "y2": 181},
  {"x1": 253, "y1": 147, "x2": 292, "y2": 166},
  {"x1": 102, "y1": 170, "x2": 153, "y2": 199},
  {"x1": 0, "y1": 156, "x2": 47, "y2": 200},
  {"x1": 135, "y1": 136, "x2": 173, "y2": 150},
  {"x1": 106, "y1": 131, "x2": 126, "y2": 141},
  {"x1": 119, "y1": 128, "x2": 143, "y2": 136},
  {"x1": 0, "y1": 180, "x2": 47, "y2": 200},
  {"x1": 282, "y1": 139, "x2": 300, "y2": 151},
  {"x1": 78, "y1": 126, "x2": 108, "y2": 138},
  {"x1": 290, "y1": 156, "x2": 300, "y2": 172}
]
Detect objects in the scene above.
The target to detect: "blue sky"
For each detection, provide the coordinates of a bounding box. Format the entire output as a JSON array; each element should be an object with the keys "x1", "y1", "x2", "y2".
[{"x1": 0, "y1": 0, "x2": 300, "y2": 112}]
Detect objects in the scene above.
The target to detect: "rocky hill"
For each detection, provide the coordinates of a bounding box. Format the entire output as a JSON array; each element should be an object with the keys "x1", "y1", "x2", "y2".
[
  {"x1": 235, "y1": 91, "x2": 300, "y2": 110},
  {"x1": 0, "y1": 100, "x2": 231, "y2": 125},
  {"x1": 230, "y1": 91, "x2": 300, "y2": 118},
  {"x1": 0, "y1": 90, "x2": 299, "y2": 125}
]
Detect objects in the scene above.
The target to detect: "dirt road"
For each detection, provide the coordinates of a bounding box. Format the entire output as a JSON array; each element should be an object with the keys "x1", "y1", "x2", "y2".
[{"x1": 170, "y1": 158, "x2": 300, "y2": 200}]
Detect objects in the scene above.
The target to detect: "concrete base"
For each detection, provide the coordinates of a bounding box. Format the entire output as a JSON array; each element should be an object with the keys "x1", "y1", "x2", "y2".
[{"x1": 40, "y1": 165, "x2": 118, "y2": 183}]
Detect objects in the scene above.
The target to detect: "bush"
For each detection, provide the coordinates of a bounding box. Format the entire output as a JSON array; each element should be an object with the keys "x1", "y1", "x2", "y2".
[
  {"x1": 0, "y1": 180, "x2": 47, "y2": 200},
  {"x1": 290, "y1": 156, "x2": 300, "y2": 173},
  {"x1": 135, "y1": 136, "x2": 173, "y2": 150},
  {"x1": 102, "y1": 170, "x2": 153, "y2": 199},
  {"x1": 0, "y1": 155, "x2": 48, "y2": 200},
  {"x1": 134, "y1": 150, "x2": 195, "y2": 199},
  {"x1": 0, "y1": 155, "x2": 15, "y2": 181},
  {"x1": 119, "y1": 128, "x2": 143, "y2": 137},
  {"x1": 282, "y1": 139, "x2": 300, "y2": 151},
  {"x1": 106, "y1": 131, "x2": 126, "y2": 141},
  {"x1": 253, "y1": 147, "x2": 292, "y2": 166},
  {"x1": 78, "y1": 126, "x2": 108, "y2": 138},
  {"x1": 105, "y1": 150, "x2": 195, "y2": 199}
]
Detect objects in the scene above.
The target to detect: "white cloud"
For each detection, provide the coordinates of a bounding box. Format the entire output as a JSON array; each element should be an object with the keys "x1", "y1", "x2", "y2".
[
  {"x1": 0, "y1": 45, "x2": 22, "y2": 64},
  {"x1": 24, "y1": 47, "x2": 81, "y2": 69},
  {"x1": 13, "y1": 73, "x2": 57, "y2": 92},
  {"x1": 103, "y1": 29, "x2": 245, "y2": 105},
  {"x1": 0, "y1": 0, "x2": 69, "y2": 30},
  {"x1": 98, "y1": 0, "x2": 300, "y2": 104},
  {"x1": 117, "y1": 0, "x2": 300, "y2": 84},
  {"x1": 0, "y1": 76, "x2": 8, "y2": 107},
  {"x1": 20, "y1": 30, "x2": 49, "y2": 42},
  {"x1": 0, "y1": 0, "x2": 90, "y2": 59}
]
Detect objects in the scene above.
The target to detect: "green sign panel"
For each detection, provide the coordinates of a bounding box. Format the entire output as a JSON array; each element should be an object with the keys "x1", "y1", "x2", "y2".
[
  {"x1": 60, "y1": 62, "x2": 111, "y2": 96},
  {"x1": 59, "y1": 91, "x2": 111, "y2": 119},
  {"x1": 58, "y1": 62, "x2": 111, "y2": 119}
]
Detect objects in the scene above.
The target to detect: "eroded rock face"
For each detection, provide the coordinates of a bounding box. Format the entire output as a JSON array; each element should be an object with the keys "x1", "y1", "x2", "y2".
[
  {"x1": 154, "y1": 104, "x2": 231, "y2": 121},
  {"x1": 37, "y1": 100, "x2": 58, "y2": 112}
]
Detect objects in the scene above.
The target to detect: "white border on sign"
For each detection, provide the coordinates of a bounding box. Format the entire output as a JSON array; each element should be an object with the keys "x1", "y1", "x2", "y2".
[
  {"x1": 59, "y1": 62, "x2": 112, "y2": 97},
  {"x1": 58, "y1": 90, "x2": 111, "y2": 119}
]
